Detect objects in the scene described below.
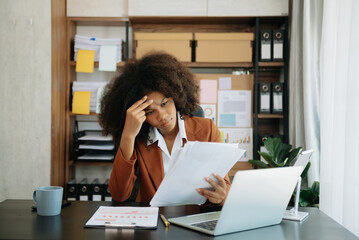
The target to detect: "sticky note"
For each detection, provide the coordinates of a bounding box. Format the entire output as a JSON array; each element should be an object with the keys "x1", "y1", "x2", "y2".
[
  {"x1": 200, "y1": 79, "x2": 217, "y2": 103},
  {"x1": 99, "y1": 45, "x2": 117, "y2": 72},
  {"x1": 72, "y1": 91, "x2": 91, "y2": 115},
  {"x1": 76, "y1": 50, "x2": 95, "y2": 73},
  {"x1": 219, "y1": 77, "x2": 231, "y2": 90}
]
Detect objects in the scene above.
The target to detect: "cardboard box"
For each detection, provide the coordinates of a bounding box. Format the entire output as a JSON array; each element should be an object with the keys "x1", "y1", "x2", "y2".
[
  {"x1": 135, "y1": 33, "x2": 193, "y2": 62},
  {"x1": 195, "y1": 33, "x2": 254, "y2": 62}
]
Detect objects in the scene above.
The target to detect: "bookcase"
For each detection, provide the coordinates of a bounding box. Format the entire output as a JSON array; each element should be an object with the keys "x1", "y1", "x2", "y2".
[
  {"x1": 64, "y1": 17, "x2": 129, "y2": 186},
  {"x1": 59, "y1": 16, "x2": 289, "y2": 196}
]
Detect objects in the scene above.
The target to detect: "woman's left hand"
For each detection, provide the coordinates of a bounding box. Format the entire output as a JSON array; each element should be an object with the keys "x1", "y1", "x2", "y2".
[{"x1": 196, "y1": 173, "x2": 227, "y2": 204}]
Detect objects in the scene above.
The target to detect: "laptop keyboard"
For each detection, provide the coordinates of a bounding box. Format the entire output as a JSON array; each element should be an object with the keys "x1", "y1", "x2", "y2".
[{"x1": 191, "y1": 220, "x2": 218, "y2": 231}]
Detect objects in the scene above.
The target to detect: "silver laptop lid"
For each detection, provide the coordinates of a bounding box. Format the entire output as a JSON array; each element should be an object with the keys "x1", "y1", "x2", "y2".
[
  {"x1": 292, "y1": 149, "x2": 314, "y2": 171},
  {"x1": 214, "y1": 166, "x2": 303, "y2": 236}
]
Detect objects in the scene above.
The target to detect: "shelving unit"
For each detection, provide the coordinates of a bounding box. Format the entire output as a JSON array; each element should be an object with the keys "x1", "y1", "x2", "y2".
[
  {"x1": 58, "y1": 15, "x2": 289, "y2": 194},
  {"x1": 65, "y1": 17, "x2": 129, "y2": 188},
  {"x1": 131, "y1": 16, "x2": 289, "y2": 162},
  {"x1": 253, "y1": 17, "x2": 289, "y2": 160}
]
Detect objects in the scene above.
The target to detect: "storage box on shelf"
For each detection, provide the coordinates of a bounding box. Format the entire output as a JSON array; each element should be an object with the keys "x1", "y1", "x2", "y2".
[
  {"x1": 194, "y1": 32, "x2": 254, "y2": 62},
  {"x1": 135, "y1": 32, "x2": 193, "y2": 62}
]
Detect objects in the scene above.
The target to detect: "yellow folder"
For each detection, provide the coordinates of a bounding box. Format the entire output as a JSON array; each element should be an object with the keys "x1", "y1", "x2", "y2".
[
  {"x1": 72, "y1": 91, "x2": 91, "y2": 115},
  {"x1": 76, "y1": 50, "x2": 95, "y2": 73}
]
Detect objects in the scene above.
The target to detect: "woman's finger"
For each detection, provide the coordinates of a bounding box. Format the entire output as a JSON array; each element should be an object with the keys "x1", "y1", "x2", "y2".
[
  {"x1": 212, "y1": 173, "x2": 226, "y2": 189},
  {"x1": 128, "y1": 96, "x2": 153, "y2": 112}
]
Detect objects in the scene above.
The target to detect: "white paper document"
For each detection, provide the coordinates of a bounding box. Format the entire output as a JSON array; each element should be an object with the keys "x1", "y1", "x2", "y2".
[
  {"x1": 219, "y1": 128, "x2": 253, "y2": 162},
  {"x1": 150, "y1": 141, "x2": 246, "y2": 207},
  {"x1": 99, "y1": 45, "x2": 117, "y2": 72},
  {"x1": 85, "y1": 206, "x2": 159, "y2": 229},
  {"x1": 217, "y1": 90, "x2": 251, "y2": 127}
]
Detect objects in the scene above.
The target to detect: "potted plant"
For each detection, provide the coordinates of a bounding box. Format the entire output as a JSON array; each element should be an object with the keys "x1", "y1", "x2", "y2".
[
  {"x1": 248, "y1": 137, "x2": 310, "y2": 178},
  {"x1": 248, "y1": 137, "x2": 318, "y2": 207}
]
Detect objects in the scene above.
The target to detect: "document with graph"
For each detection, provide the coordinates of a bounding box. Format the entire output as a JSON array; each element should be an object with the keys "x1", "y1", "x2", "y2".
[{"x1": 85, "y1": 206, "x2": 159, "y2": 229}]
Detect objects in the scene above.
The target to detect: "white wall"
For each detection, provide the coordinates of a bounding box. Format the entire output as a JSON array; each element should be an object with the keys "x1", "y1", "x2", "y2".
[{"x1": 0, "y1": 0, "x2": 52, "y2": 202}]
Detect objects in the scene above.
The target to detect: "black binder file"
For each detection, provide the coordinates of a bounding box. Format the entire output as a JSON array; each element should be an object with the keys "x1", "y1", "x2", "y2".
[
  {"x1": 272, "y1": 134, "x2": 284, "y2": 142},
  {"x1": 103, "y1": 179, "x2": 112, "y2": 202},
  {"x1": 79, "y1": 178, "x2": 90, "y2": 201},
  {"x1": 259, "y1": 83, "x2": 271, "y2": 113},
  {"x1": 260, "y1": 30, "x2": 272, "y2": 61},
  {"x1": 258, "y1": 134, "x2": 271, "y2": 147},
  {"x1": 272, "y1": 83, "x2": 284, "y2": 114},
  {"x1": 67, "y1": 179, "x2": 79, "y2": 201},
  {"x1": 272, "y1": 29, "x2": 284, "y2": 61},
  {"x1": 91, "y1": 178, "x2": 104, "y2": 201}
]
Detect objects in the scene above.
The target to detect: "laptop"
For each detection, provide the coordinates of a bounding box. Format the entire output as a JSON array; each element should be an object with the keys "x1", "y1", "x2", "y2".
[
  {"x1": 292, "y1": 149, "x2": 314, "y2": 169},
  {"x1": 168, "y1": 166, "x2": 303, "y2": 236}
]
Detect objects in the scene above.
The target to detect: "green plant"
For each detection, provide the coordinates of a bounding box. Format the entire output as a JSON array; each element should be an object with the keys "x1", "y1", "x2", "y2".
[
  {"x1": 248, "y1": 137, "x2": 303, "y2": 168},
  {"x1": 296, "y1": 181, "x2": 320, "y2": 208},
  {"x1": 248, "y1": 137, "x2": 311, "y2": 179}
]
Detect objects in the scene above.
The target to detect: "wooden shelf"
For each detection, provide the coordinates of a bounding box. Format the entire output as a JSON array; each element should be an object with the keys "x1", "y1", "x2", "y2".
[
  {"x1": 68, "y1": 17, "x2": 129, "y2": 26},
  {"x1": 258, "y1": 62, "x2": 285, "y2": 67},
  {"x1": 129, "y1": 16, "x2": 287, "y2": 25},
  {"x1": 257, "y1": 114, "x2": 284, "y2": 119},
  {"x1": 186, "y1": 62, "x2": 253, "y2": 68},
  {"x1": 69, "y1": 61, "x2": 253, "y2": 68},
  {"x1": 69, "y1": 112, "x2": 99, "y2": 116},
  {"x1": 70, "y1": 61, "x2": 126, "y2": 67},
  {"x1": 69, "y1": 161, "x2": 114, "y2": 167}
]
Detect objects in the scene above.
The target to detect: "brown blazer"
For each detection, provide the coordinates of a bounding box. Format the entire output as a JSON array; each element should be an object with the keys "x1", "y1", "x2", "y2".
[{"x1": 109, "y1": 116, "x2": 231, "y2": 203}]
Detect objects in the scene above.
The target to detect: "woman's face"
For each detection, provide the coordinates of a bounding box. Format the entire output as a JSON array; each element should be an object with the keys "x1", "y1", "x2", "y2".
[{"x1": 144, "y1": 91, "x2": 178, "y2": 136}]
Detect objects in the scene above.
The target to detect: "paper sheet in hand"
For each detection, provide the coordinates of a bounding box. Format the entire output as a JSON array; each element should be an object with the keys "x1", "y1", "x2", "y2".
[
  {"x1": 150, "y1": 141, "x2": 246, "y2": 207},
  {"x1": 85, "y1": 206, "x2": 159, "y2": 229}
]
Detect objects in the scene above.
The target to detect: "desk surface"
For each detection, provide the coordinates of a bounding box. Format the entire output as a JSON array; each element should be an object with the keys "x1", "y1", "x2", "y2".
[{"x1": 0, "y1": 200, "x2": 358, "y2": 240}]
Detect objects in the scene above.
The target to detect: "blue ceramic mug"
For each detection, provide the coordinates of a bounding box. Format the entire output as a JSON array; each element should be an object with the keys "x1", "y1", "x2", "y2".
[{"x1": 33, "y1": 186, "x2": 63, "y2": 216}]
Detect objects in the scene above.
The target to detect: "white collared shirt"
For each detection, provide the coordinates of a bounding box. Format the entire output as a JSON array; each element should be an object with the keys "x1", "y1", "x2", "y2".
[{"x1": 147, "y1": 112, "x2": 187, "y2": 175}]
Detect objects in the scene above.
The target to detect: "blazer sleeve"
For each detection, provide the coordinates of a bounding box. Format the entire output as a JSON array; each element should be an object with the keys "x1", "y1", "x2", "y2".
[{"x1": 109, "y1": 148, "x2": 137, "y2": 202}]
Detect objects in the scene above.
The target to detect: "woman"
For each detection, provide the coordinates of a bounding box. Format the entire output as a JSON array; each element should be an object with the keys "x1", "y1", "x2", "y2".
[{"x1": 99, "y1": 52, "x2": 230, "y2": 205}]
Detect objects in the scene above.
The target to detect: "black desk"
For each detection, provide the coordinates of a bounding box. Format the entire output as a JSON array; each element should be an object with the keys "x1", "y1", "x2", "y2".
[{"x1": 0, "y1": 200, "x2": 358, "y2": 240}]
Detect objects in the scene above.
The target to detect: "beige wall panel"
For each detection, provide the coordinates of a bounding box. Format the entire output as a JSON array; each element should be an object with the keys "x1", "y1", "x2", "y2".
[
  {"x1": 67, "y1": 0, "x2": 128, "y2": 17},
  {"x1": 208, "y1": 0, "x2": 288, "y2": 17},
  {"x1": 129, "y1": 0, "x2": 207, "y2": 16},
  {"x1": 0, "y1": 0, "x2": 51, "y2": 202}
]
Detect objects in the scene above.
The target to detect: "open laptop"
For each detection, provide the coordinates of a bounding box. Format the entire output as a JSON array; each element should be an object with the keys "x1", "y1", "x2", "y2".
[
  {"x1": 168, "y1": 166, "x2": 303, "y2": 236},
  {"x1": 292, "y1": 149, "x2": 314, "y2": 169}
]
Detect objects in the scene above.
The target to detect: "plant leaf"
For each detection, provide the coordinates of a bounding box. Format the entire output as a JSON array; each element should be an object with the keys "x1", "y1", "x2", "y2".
[
  {"x1": 300, "y1": 162, "x2": 311, "y2": 179},
  {"x1": 263, "y1": 137, "x2": 281, "y2": 157},
  {"x1": 248, "y1": 160, "x2": 269, "y2": 168},
  {"x1": 286, "y1": 147, "x2": 303, "y2": 166},
  {"x1": 300, "y1": 189, "x2": 313, "y2": 201},
  {"x1": 275, "y1": 143, "x2": 292, "y2": 164},
  {"x1": 258, "y1": 151, "x2": 278, "y2": 167},
  {"x1": 299, "y1": 198, "x2": 311, "y2": 207},
  {"x1": 311, "y1": 181, "x2": 320, "y2": 199}
]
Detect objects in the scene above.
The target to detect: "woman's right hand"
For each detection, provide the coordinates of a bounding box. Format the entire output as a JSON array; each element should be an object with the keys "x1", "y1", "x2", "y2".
[
  {"x1": 122, "y1": 96, "x2": 153, "y2": 139},
  {"x1": 119, "y1": 96, "x2": 153, "y2": 160}
]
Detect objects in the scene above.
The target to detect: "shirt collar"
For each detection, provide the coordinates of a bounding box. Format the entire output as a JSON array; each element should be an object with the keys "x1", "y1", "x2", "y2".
[{"x1": 147, "y1": 112, "x2": 187, "y2": 146}]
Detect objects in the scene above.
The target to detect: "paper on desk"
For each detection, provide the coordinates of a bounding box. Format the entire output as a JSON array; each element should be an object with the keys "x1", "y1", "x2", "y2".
[
  {"x1": 85, "y1": 206, "x2": 159, "y2": 228},
  {"x1": 150, "y1": 141, "x2": 245, "y2": 207}
]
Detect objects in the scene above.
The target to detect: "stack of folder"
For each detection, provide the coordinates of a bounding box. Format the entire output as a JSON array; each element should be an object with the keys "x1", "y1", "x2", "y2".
[
  {"x1": 74, "y1": 129, "x2": 116, "y2": 162},
  {"x1": 72, "y1": 81, "x2": 107, "y2": 113},
  {"x1": 74, "y1": 35, "x2": 123, "y2": 62}
]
